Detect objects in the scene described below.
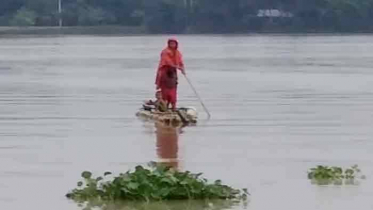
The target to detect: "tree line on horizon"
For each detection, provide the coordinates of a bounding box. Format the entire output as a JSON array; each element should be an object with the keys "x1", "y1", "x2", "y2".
[{"x1": 1, "y1": 0, "x2": 373, "y2": 33}]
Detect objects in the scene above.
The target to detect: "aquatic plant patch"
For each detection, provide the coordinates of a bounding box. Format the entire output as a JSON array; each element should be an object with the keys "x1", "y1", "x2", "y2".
[
  {"x1": 307, "y1": 165, "x2": 366, "y2": 185},
  {"x1": 66, "y1": 162, "x2": 249, "y2": 202},
  {"x1": 73, "y1": 199, "x2": 246, "y2": 210}
]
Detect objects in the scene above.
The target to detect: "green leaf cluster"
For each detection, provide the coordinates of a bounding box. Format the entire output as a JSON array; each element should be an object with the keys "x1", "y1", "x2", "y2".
[
  {"x1": 66, "y1": 162, "x2": 249, "y2": 202},
  {"x1": 307, "y1": 164, "x2": 366, "y2": 185}
]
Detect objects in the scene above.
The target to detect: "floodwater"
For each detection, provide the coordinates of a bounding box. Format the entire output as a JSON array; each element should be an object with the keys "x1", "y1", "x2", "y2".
[{"x1": 0, "y1": 34, "x2": 373, "y2": 210}]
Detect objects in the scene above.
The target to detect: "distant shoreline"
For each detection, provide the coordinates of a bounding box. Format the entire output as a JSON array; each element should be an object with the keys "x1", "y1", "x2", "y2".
[
  {"x1": 0, "y1": 26, "x2": 147, "y2": 35},
  {"x1": 1, "y1": 26, "x2": 373, "y2": 36}
]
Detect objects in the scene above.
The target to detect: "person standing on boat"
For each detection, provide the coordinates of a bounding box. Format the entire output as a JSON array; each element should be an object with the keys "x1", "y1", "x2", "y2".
[{"x1": 155, "y1": 38, "x2": 185, "y2": 110}]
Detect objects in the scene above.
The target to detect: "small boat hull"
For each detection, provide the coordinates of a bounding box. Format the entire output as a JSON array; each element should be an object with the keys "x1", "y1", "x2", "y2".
[{"x1": 136, "y1": 107, "x2": 198, "y2": 127}]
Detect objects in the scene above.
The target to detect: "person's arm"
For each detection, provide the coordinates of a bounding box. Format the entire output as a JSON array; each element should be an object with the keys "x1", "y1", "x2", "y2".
[
  {"x1": 156, "y1": 50, "x2": 172, "y2": 88},
  {"x1": 177, "y1": 52, "x2": 185, "y2": 75},
  {"x1": 155, "y1": 70, "x2": 162, "y2": 89}
]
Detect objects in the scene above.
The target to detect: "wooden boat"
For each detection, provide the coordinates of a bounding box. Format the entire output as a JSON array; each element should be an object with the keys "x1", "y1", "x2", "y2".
[{"x1": 136, "y1": 105, "x2": 198, "y2": 127}]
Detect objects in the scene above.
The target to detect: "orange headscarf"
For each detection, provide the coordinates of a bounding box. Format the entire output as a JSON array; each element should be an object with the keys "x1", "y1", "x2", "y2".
[{"x1": 155, "y1": 38, "x2": 184, "y2": 88}]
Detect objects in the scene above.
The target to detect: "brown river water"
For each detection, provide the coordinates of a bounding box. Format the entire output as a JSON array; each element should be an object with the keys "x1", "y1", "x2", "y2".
[{"x1": 0, "y1": 35, "x2": 373, "y2": 210}]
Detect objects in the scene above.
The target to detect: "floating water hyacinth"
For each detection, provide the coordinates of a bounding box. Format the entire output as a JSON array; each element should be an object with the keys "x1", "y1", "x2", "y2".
[
  {"x1": 66, "y1": 162, "x2": 249, "y2": 203},
  {"x1": 308, "y1": 164, "x2": 366, "y2": 185}
]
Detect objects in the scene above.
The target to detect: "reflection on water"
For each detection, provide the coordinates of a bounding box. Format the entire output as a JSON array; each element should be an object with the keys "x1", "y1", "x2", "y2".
[
  {"x1": 77, "y1": 199, "x2": 245, "y2": 210},
  {"x1": 155, "y1": 123, "x2": 181, "y2": 169}
]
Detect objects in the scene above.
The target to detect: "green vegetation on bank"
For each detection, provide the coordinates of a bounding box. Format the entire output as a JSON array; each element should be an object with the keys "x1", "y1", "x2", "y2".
[
  {"x1": 2, "y1": 0, "x2": 373, "y2": 33},
  {"x1": 66, "y1": 162, "x2": 248, "y2": 202}
]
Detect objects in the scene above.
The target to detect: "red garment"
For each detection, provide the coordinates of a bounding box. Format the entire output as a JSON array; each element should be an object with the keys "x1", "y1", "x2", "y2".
[
  {"x1": 155, "y1": 38, "x2": 184, "y2": 88},
  {"x1": 162, "y1": 88, "x2": 177, "y2": 110},
  {"x1": 160, "y1": 68, "x2": 178, "y2": 109},
  {"x1": 160, "y1": 67, "x2": 178, "y2": 89}
]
